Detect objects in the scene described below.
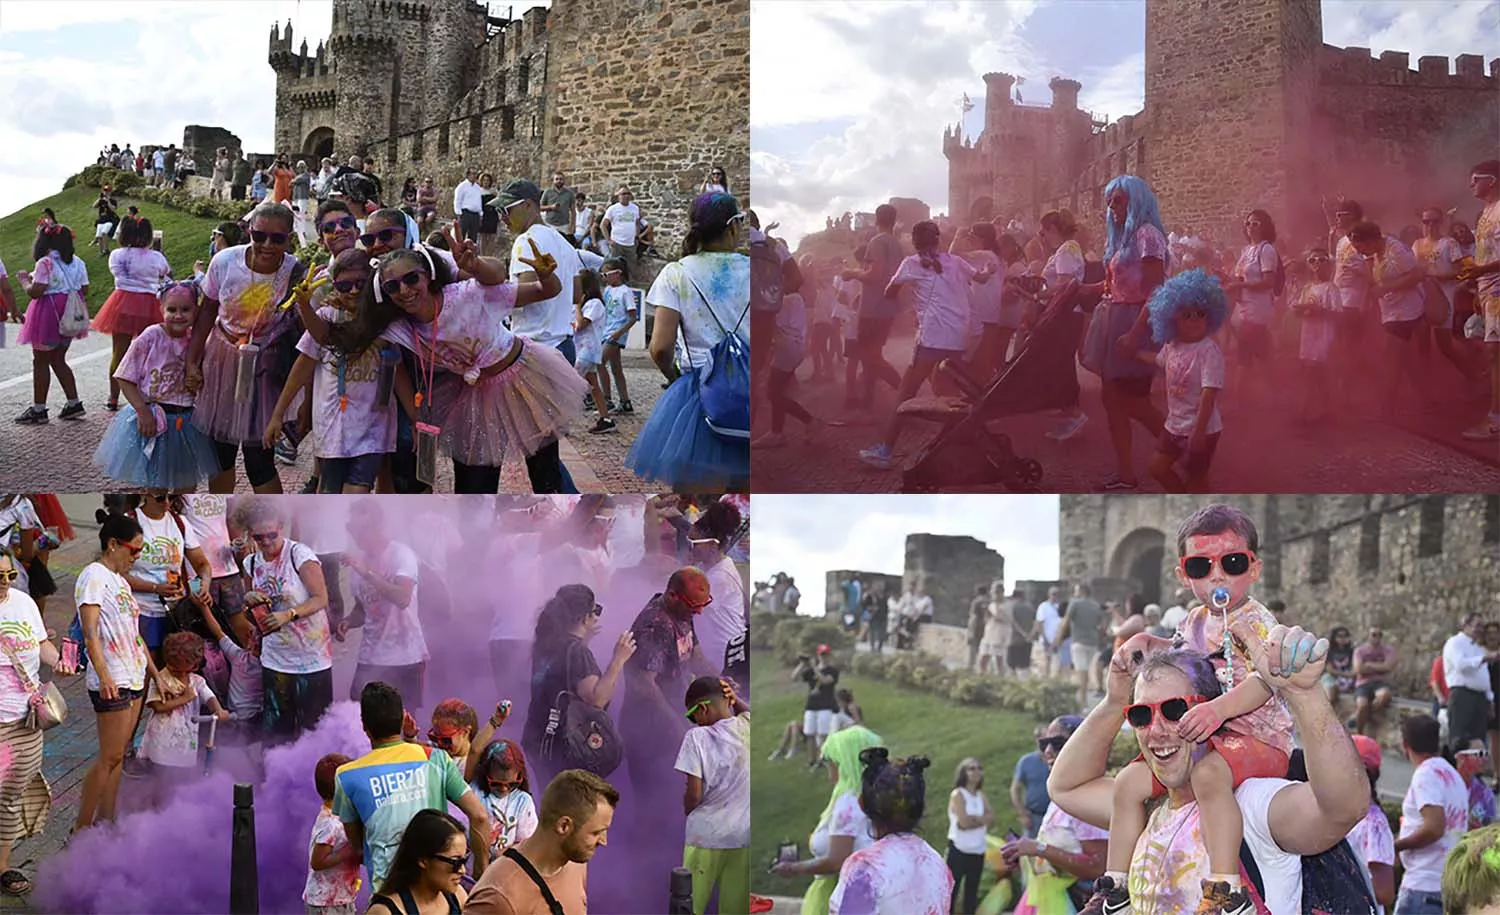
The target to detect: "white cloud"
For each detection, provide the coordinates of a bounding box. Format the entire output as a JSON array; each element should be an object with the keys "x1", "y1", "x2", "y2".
[{"x1": 753, "y1": 494, "x2": 1060, "y2": 617}]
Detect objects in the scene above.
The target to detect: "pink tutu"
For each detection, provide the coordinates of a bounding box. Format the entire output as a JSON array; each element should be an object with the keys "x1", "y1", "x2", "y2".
[
  {"x1": 191, "y1": 322, "x2": 297, "y2": 445},
  {"x1": 431, "y1": 339, "x2": 588, "y2": 466},
  {"x1": 18, "y1": 292, "x2": 87, "y2": 349},
  {"x1": 92, "y1": 289, "x2": 163, "y2": 336}
]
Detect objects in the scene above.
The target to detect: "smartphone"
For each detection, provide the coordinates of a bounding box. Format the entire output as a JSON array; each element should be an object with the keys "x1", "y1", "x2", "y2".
[
  {"x1": 190, "y1": 579, "x2": 204, "y2": 596},
  {"x1": 775, "y1": 841, "x2": 797, "y2": 866},
  {"x1": 1005, "y1": 830, "x2": 1020, "y2": 843},
  {"x1": 250, "y1": 601, "x2": 274, "y2": 634}
]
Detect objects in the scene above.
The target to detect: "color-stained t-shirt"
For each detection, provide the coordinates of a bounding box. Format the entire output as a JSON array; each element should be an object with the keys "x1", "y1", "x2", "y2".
[
  {"x1": 332, "y1": 741, "x2": 471, "y2": 889},
  {"x1": 675, "y1": 713, "x2": 751, "y2": 849},
  {"x1": 351, "y1": 540, "x2": 426, "y2": 668},
  {"x1": 75, "y1": 561, "x2": 149, "y2": 693},
  {"x1": 115, "y1": 325, "x2": 194, "y2": 407},
  {"x1": 1175, "y1": 598, "x2": 1294, "y2": 755},
  {"x1": 297, "y1": 306, "x2": 398, "y2": 459},
  {"x1": 829, "y1": 832, "x2": 952, "y2": 915},
  {"x1": 380, "y1": 278, "x2": 519, "y2": 375}
]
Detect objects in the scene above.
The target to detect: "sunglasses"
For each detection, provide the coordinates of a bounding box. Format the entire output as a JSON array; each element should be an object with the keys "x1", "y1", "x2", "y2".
[
  {"x1": 428, "y1": 729, "x2": 460, "y2": 749},
  {"x1": 321, "y1": 216, "x2": 358, "y2": 234},
  {"x1": 676, "y1": 591, "x2": 713, "y2": 610},
  {"x1": 486, "y1": 776, "x2": 524, "y2": 793},
  {"x1": 0, "y1": 570, "x2": 18, "y2": 583},
  {"x1": 431, "y1": 852, "x2": 468, "y2": 872},
  {"x1": 1179, "y1": 308, "x2": 1207, "y2": 319},
  {"x1": 501, "y1": 198, "x2": 530, "y2": 213},
  {"x1": 589, "y1": 603, "x2": 604, "y2": 618},
  {"x1": 332, "y1": 278, "x2": 362, "y2": 294},
  {"x1": 1037, "y1": 736, "x2": 1066, "y2": 753},
  {"x1": 685, "y1": 699, "x2": 711, "y2": 721},
  {"x1": 1125, "y1": 695, "x2": 1206, "y2": 729},
  {"x1": 250, "y1": 230, "x2": 289, "y2": 246},
  {"x1": 250, "y1": 531, "x2": 281, "y2": 544},
  {"x1": 382, "y1": 271, "x2": 426, "y2": 297},
  {"x1": 1306, "y1": 255, "x2": 1330, "y2": 263},
  {"x1": 122, "y1": 542, "x2": 144, "y2": 556},
  {"x1": 1180, "y1": 551, "x2": 1252, "y2": 580},
  {"x1": 360, "y1": 227, "x2": 403, "y2": 248}
]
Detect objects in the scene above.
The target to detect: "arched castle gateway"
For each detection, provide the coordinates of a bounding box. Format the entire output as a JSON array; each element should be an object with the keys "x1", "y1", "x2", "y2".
[
  {"x1": 269, "y1": 0, "x2": 749, "y2": 255},
  {"x1": 944, "y1": 0, "x2": 1500, "y2": 244}
]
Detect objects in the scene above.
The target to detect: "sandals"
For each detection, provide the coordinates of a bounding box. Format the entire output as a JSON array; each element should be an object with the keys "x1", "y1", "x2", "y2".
[{"x1": 1, "y1": 869, "x2": 32, "y2": 896}]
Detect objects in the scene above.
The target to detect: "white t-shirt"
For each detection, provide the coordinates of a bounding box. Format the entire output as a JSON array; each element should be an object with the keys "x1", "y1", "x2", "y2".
[
  {"x1": 1346, "y1": 801, "x2": 1395, "y2": 915},
  {"x1": 965, "y1": 250, "x2": 1004, "y2": 325},
  {"x1": 810, "y1": 791, "x2": 875, "y2": 858},
  {"x1": 509, "y1": 223, "x2": 583, "y2": 348},
  {"x1": 771, "y1": 292, "x2": 806, "y2": 372},
  {"x1": 474, "y1": 786, "x2": 539, "y2": 859},
  {"x1": 143, "y1": 672, "x2": 216, "y2": 767},
  {"x1": 645, "y1": 252, "x2": 750, "y2": 372},
  {"x1": 32, "y1": 252, "x2": 89, "y2": 295},
  {"x1": 352, "y1": 540, "x2": 427, "y2": 668},
  {"x1": 1043, "y1": 240, "x2": 1086, "y2": 289},
  {"x1": 829, "y1": 832, "x2": 952, "y2": 915},
  {"x1": 380, "y1": 279, "x2": 519, "y2": 375},
  {"x1": 1160, "y1": 604, "x2": 1189, "y2": 633},
  {"x1": 1398, "y1": 756, "x2": 1468, "y2": 893},
  {"x1": 1234, "y1": 243, "x2": 1280, "y2": 326},
  {"x1": 76, "y1": 562, "x2": 149, "y2": 693},
  {"x1": 298, "y1": 307, "x2": 398, "y2": 459},
  {"x1": 675, "y1": 714, "x2": 751, "y2": 849},
  {"x1": 1371, "y1": 237, "x2": 1426, "y2": 324},
  {"x1": 574, "y1": 297, "x2": 607, "y2": 367},
  {"x1": 1296, "y1": 281, "x2": 1340, "y2": 364},
  {"x1": 244, "y1": 540, "x2": 331, "y2": 675},
  {"x1": 699, "y1": 556, "x2": 746, "y2": 681},
  {"x1": 574, "y1": 206, "x2": 594, "y2": 239},
  {"x1": 890, "y1": 253, "x2": 977, "y2": 352},
  {"x1": 603, "y1": 202, "x2": 641, "y2": 246},
  {"x1": 1156, "y1": 338, "x2": 1225, "y2": 437},
  {"x1": 109, "y1": 247, "x2": 171, "y2": 294},
  {"x1": 179, "y1": 495, "x2": 237, "y2": 578},
  {"x1": 1036, "y1": 601, "x2": 1062, "y2": 643},
  {"x1": 601, "y1": 285, "x2": 637, "y2": 339},
  {"x1": 131, "y1": 509, "x2": 198, "y2": 618},
  {"x1": 1413, "y1": 236, "x2": 1463, "y2": 306},
  {"x1": 202, "y1": 245, "x2": 300, "y2": 340},
  {"x1": 1334, "y1": 236, "x2": 1371, "y2": 312},
  {"x1": 0, "y1": 589, "x2": 48, "y2": 724},
  {"x1": 304, "y1": 806, "x2": 361, "y2": 907}
]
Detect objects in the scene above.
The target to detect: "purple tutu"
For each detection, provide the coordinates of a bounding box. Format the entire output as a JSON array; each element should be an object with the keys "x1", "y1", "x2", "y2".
[
  {"x1": 428, "y1": 339, "x2": 588, "y2": 466},
  {"x1": 191, "y1": 320, "x2": 296, "y2": 445}
]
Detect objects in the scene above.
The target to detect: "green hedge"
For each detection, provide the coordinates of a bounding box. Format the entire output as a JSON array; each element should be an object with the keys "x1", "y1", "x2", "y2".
[{"x1": 64, "y1": 166, "x2": 246, "y2": 223}]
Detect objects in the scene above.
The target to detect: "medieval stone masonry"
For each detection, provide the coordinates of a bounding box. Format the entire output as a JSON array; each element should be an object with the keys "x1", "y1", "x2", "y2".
[
  {"x1": 945, "y1": 0, "x2": 1499, "y2": 244},
  {"x1": 268, "y1": 0, "x2": 748, "y2": 256}
]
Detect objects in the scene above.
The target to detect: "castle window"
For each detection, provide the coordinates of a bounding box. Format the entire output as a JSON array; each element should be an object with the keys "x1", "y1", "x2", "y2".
[
  {"x1": 1485, "y1": 495, "x2": 1499, "y2": 544},
  {"x1": 438, "y1": 122, "x2": 451, "y2": 156},
  {"x1": 1137, "y1": 139, "x2": 1146, "y2": 177},
  {"x1": 1359, "y1": 514, "x2": 1380, "y2": 573},
  {"x1": 386, "y1": 140, "x2": 397, "y2": 167},
  {"x1": 1309, "y1": 532, "x2": 1330, "y2": 584},
  {"x1": 1418, "y1": 496, "x2": 1445, "y2": 557},
  {"x1": 501, "y1": 106, "x2": 515, "y2": 141},
  {"x1": 469, "y1": 114, "x2": 483, "y2": 148},
  {"x1": 411, "y1": 133, "x2": 423, "y2": 162},
  {"x1": 518, "y1": 60, "x2": 530, "y2": 96}
]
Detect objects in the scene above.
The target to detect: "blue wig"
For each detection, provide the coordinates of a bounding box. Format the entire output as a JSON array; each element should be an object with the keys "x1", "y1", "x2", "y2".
[
  {"x1": 1104, "y1": 175, "x2": 1170, "y2": 271},
  {"x1": 1147, "y1": 268, "x2": 1228, "y2": 345}
]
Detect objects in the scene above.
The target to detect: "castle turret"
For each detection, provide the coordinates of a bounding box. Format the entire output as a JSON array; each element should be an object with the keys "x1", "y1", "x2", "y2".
[
  {"x1": 982, "y1": 72, "x2": 1015, "y2": 131},
  {"x1": 328, "y1": 0, "x2": 399, "y2": 159},
  {"x1": 1049, "y1": 77, "x2": 1081, "y2": 110}
]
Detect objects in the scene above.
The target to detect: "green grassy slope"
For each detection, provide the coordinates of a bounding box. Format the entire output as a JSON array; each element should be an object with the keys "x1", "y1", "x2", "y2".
[
  {"x1": 2, "y1": 186, "x2": 224, "y2": 315},
  {"x1": 750, "y1": 659, "x2": 1040, "y2": 899}
]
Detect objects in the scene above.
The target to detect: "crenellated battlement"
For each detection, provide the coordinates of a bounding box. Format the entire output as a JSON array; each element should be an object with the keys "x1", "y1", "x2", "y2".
[{"x1": 1319, "y1": 43, "x2": 1500, "y2": 88}]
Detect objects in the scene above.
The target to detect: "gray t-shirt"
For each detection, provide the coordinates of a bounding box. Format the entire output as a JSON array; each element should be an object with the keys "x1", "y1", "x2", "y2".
[
  {"x1": 1065, "y1": 598, "x2": 1104, "y2": 650},
  {"x1": 860, "y1": 232, "x2": 904, "y2": 321},
  {"x1": 541, "y1": 187, "x2": 577, "y2": 229}
]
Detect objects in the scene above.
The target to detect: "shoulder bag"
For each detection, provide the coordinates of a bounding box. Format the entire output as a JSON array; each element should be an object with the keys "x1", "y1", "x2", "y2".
[{"x1": 0, "y1": 640, "x2": 67, "y2": 732}]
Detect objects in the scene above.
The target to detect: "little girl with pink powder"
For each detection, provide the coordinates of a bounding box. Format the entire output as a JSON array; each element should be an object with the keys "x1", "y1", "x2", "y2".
[{"x1": 93, "y1": 281, "x2": 222, "y2": 488}]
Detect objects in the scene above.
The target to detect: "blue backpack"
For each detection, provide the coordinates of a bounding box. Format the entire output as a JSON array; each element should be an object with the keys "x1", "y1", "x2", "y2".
[{"x1": 684, "y1": 274, "x2": 750, "y2": 441}]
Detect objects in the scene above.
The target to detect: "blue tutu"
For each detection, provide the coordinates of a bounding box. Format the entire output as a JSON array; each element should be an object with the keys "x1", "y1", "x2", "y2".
[
  {"x1": 93, "y1": 403, "x2": 222, "y2": 489},
  {"x1": 626, "y1": 374, "x2": 749, "y2": 490}
]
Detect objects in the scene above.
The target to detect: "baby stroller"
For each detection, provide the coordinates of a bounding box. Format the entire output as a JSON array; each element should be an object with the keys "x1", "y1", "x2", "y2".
[{"x1": 899, "y1": 278, "x2": 1097, "y2": 493}]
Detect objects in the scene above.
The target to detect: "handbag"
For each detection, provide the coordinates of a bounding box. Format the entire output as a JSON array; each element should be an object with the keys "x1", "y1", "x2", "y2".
[
  {"x1": 57, "y1": 288, "x2": 90, "y2": 338},
  {"x1": 0, "y1": 640, "x2": 67, "y2": 732},
  {"x1": 539, "y1": 641, "x2": 623, "y2": 777}
]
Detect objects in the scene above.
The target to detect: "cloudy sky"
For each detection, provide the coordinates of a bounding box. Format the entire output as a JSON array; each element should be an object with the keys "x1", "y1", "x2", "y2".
[
  {"x1": 750, "y1": 0, "x2": 1500, "y2": 248},
  {"x1": 754, "y1": 494, "x2": 1060, "y2": 617},
  {"x1": 0, "y1": 0, "x2": 544, "y2": 220}
]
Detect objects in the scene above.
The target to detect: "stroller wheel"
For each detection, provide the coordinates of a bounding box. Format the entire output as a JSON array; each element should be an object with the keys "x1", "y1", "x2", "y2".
[{"x1": 1019, "y1": 458, "x2": 1044, "y2": 484}]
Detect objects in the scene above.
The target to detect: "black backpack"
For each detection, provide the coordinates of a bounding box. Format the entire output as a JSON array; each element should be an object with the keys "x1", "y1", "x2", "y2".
[
  {"x1": 749, "y1": 237, "x2": 784, "y2": 314},
  {"x1": 1239, "y1": 835, "x2": 1377, "y2": 915},
  {"x1": 1259, "y1": 243, "x2": 1286, "y2": 297},
  {"x1": 540, "y1": 642, "x2": 623, "y2": 777}
]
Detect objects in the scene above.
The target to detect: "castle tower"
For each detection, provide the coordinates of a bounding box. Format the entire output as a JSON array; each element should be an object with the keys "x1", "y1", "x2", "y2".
[
  {"x1": 421, "y1": 0, "x2": 488, "y2": 135},
  {"x1": 1144, "y1": 0, "x2": 1323, "y2": 239},
  {"x1": 327, "y1": 0, "x2": 400, "y2": 159}
]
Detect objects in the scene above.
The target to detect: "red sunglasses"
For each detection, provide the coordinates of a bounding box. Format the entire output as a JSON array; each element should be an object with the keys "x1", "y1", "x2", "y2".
[{"x1": 1125, "y1": 695, "x2": 1207, "y2": 729}]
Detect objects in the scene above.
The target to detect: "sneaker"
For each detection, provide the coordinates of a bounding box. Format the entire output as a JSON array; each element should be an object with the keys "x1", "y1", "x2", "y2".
[
  {"x1": 859, "y1": 444, "x2": 893, "y2": 469},
  {"x1": 584, "y1": 394, "x2": 596, "y2": 411},
  {"x1": 275, "y1": 433, "x2": 299, "y2": 466},
  {"x1": 1078, "y1": 875, "x2": 1131, "y2": 915},
  {"x1": 1047, "y1": 412, "x2": 1088, "y2": 441},
  {"x1": 1102, "y1": 475, "x2": 1138, "y2": 491},
  {"x1": 588, "y1": 417, "x2": 618, "y2": 434},
  {"x1": 58, "y1": 401, "x2": 85, "y2": 420},
  {"x1": 1196, "y1": 880, "x2": 1253, "y2": 915},
  {"x1": 300, "y1": 476, "x2": 320, "y2": 494},
  {"x1": 753, "y1": 432, "x2": 788, "y2": 448},
  {"x1": 766, "y1": 749, "x2": 784, "y2": 761},
  {"x1": 614, "y1": 400, "x2": 634, "y2": 415},
  {"x1": 13, "y1": 406, "x2": 47, "y2": 425},
  {"x1": 1461, "y1": 420, "x2": 1500, "y2": 441}
]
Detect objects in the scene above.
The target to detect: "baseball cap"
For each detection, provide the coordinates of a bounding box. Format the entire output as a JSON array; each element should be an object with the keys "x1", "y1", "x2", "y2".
[
  {"x1": 816, "y1": 644, "x2": 831, "y2": 655},
  {"x1": 497, "y1": 179, "x2": 542, "y2": 209},
  {"x1": 1350, "y1": 734, "x2": 1382, "y2": 772}
]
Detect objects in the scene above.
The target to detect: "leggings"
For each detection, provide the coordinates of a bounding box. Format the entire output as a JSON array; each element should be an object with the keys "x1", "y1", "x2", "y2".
[
  {"x1": 452, "y1": 439, "x2": 564, "y2": 494},
  {"x1": 947, "y1": 842, "x2": 984, "y2": 915},
  {"x1": 767, "y1": 368, "x2": 813, "y2": 433}
]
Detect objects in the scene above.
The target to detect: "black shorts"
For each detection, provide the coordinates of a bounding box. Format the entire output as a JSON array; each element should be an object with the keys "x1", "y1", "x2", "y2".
[
  {"x1": 1156, "y1": 430, "x2": 1221, "y2": 478},
  {"x1": 89, "y1": 686, "x2": 145, "y2": 714},
  {"x1": 350, "y1": 662, "x2": 426, "y2": 708},
  {"x1": 1237, "y1": 322, "x2": 1273, "y2": 362},
  {"x1": 858, "y1": 316, "x2": 896, "y2": 350},
  {"x1": 1354, "y1": 680, "x2": 1390, "y2": 701},
  {"x1": 1104, "y1": 375, "x2": 1154, "y2": 399},
  {"x1": 1382, "y1": 318, "x2": 1421, "y2": 341}
]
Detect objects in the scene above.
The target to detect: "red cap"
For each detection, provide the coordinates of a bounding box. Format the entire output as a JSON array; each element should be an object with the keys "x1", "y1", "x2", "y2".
[
  {"x1": 816, "y1": 644, "x2": 831, "y2": 654},
  {"x1": 1350, "y1": 734, "x2": 1382, "y2": 772}
]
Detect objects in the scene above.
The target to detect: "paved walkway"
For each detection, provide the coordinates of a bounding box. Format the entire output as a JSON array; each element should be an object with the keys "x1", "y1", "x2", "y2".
[
  {"x1": 752, "y1": 332, "x2": 1500, "y2": 492},
  {"x1": 0, "y1": 335, "x2": 670, "y2": 493}
]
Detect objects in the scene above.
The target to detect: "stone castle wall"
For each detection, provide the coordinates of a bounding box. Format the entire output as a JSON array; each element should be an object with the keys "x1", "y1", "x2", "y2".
[
  {"x1": 822, "y1": 570, "x2": 903, "y2": 617},
  {"x1": 1060, "y1": 495, "x2": 1500, "y2": 695},
  {"x1": 904, "y1": 533, "x2": 1006, "y2": 628}
]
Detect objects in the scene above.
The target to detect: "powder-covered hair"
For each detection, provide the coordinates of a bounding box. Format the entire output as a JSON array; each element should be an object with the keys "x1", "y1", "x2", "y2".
[
  {"x1": 1136, "y1": 649, "x2": 1224, "y2": 703},
  {"x1": 158, "y1": 278, "x2": 201, "y2": 312},
  {"x1": 431, "y1": 698, "x2": 478, "y2": 739},
  {"x1": 328, "y1": 246, "x2": 454, "y2": 357},
  {"x1": 912, "y1": 221, "x2": 943, "y2": 274},
  {"x1": 1103, "y1": 175, "x2": 1170, "y2": 271},
  {"x1": 162, "y1": 630, "x2": 204, "y2": 673},
  {"x1": 1175, "y1": 503, "x2": 1259, "y2": 556},
  {"x1": 858, "y1": 747, "x2": 930, "y2": 835},
  {"x1": 1441, "y1": 822, "x2": 1500, "y2": 913},
  {"x1": 683, "y1": 192, "x2": 741, "y2": 257},
  {"x1": 1146, "y1": 268, "x2": 1228, "y2": 345},
  {"x1": 818, "y1": 725, "x2": 884, "y2": 827},
  {"x1": 478, "y1": 738, "x2": 532, "y2": 796},
  {"x1": 315, "y1": 753, "x2": 351, "y2": 801}
]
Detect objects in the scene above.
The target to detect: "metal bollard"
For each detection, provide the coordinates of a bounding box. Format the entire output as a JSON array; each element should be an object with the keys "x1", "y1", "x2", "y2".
[
  {"x1": 230, "y1": 783, "x2": 259, "y2": 914},
  {"x1": 668, "y1": 866, "x2": 693, "y2": 914}
]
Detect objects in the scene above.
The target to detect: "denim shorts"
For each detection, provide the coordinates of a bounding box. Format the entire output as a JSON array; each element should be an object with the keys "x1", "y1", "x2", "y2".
[{"x1": 89, "y1": 686, "x2": 145, "y2": 714}]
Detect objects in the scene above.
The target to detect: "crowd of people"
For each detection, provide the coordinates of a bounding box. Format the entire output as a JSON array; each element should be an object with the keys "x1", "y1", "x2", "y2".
[
  {"x1": 10, "y1": 149, "x2": 751, "y2": 493},
  {"x1": 752, "y1": 159, "x2": 1500, "y2": 490},
  {"x1": 0, "y1": 492, "x2": 752, "y2": 913}
]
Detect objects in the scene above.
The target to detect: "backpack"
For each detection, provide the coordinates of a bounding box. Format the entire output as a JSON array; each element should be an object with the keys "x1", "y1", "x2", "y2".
[
  {"x1": 1260, "y1": 243, "x2": 1286, "y2": 297},
  {"x1": 684, "y1": 274, "x2": 750, "y2": 441},
  {"x1": 749, "y1": 238, "x2": 784, "y2": 314},
  {"x1": 1238, "y1": 835, "x2": 1377, "y2": 915},
  {"x1": 540, "y1": 642, "x2": 623, "y2": 777}
]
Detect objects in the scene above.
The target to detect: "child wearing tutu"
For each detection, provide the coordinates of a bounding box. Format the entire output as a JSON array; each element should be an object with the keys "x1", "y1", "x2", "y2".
[
  {"x1": 268, "y1": 248, "x2": 400, "y2": 494},
  {"x1": 93, "y1": 280, "x2": 222, "y2": 488},
  {"x1": 1289, "y1": 247, "x2": 1339, "y2": 423},
  {"x1": 322, "y1": 231, "x2": 586, "y2": 494},
  {"x1": 94, "y1": 215, "x2": 172, "y2": 411},
  {"x1": 573, "y1": 269, "x2": 617, "y2": 435}
]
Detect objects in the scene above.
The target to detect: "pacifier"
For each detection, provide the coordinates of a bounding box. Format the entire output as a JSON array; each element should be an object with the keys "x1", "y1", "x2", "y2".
[{"x1": 1211, "y1": 587, "x2": 1230, "y2": 610}]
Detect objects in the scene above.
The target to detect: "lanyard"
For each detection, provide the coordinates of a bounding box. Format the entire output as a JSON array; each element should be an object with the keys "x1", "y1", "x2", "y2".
[{"x1": 411, "y1": 294, "x2": 444, "y2": 420}]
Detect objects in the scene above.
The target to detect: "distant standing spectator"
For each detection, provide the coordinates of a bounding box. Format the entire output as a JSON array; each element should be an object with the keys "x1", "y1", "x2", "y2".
[
  {"x1": 1011, "y1": 725, "x2": 1052, "y2": 838},
  {"x1": 230, "y1": 153, "x2": 252, "y2": 202},
  {"x1": 453, "y1": 167, "x2": 484, "y2": 242},
  {"x1": 210, "y1": 148, "x2": 230, "y2": 201},
  {"x1": 701, "y1": 166, "x2": 729, "y2": 196},
  {"x1": 947, "y1": 757, "x2": 994, "y2": 915},
  {"x1": 978, "y1": 582, "x2": 1010, "y2": 675},
  {"x1": 162, "y1": 145, "x2": 179, "y2": 187},
  {"x1": 1034, "y1": 587, "x2": 1063, "y2": 679},
  {"x1": 1446, "y1": 613, "x2": 1497, "y2": 752},
  {"x1": 1393, "y1": 715, "x2": 1468, "y2": 913},
  {"x1": 965, "y1": 585, "x2": 988, "y2": 671},
  {"x1": 1354, "y1": 626, "x2": 1400, "y2": 736},
  {"x1": 540, "y1": 172, "x2": 578, "y2": 243},
  {"x1": 1062, "y1": 582, "x2": 1103, "y2": 708},
  {"x1": 575, "y1": 194, "x2": 596, "y2": 251},
  {"x1": 603, "y1": 186, "x2": 645, "y2": 278},
  {"x1": 476, "y1": 173, "x2": 500, "y2": 257},
  {"x1": 250, "y1": 162, "x2": 268, "y2": 203},
  {"x1": 1006, "y1": 589, "x2": 1034, "y2": 676}
]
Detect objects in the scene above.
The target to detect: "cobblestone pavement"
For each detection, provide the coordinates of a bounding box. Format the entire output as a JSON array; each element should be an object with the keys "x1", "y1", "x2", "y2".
[
  {"x1": 0, "y1": 335, "x2": 670, "y2": 493},
  {"x1": 752, "y1": 332, "x2": 1500, "y2": 493}
]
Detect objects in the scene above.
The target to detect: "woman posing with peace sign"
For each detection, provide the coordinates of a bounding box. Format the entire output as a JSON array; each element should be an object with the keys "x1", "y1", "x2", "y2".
[{"x1": 316, "y1": 227, "x2": 588, "y2": 494}]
